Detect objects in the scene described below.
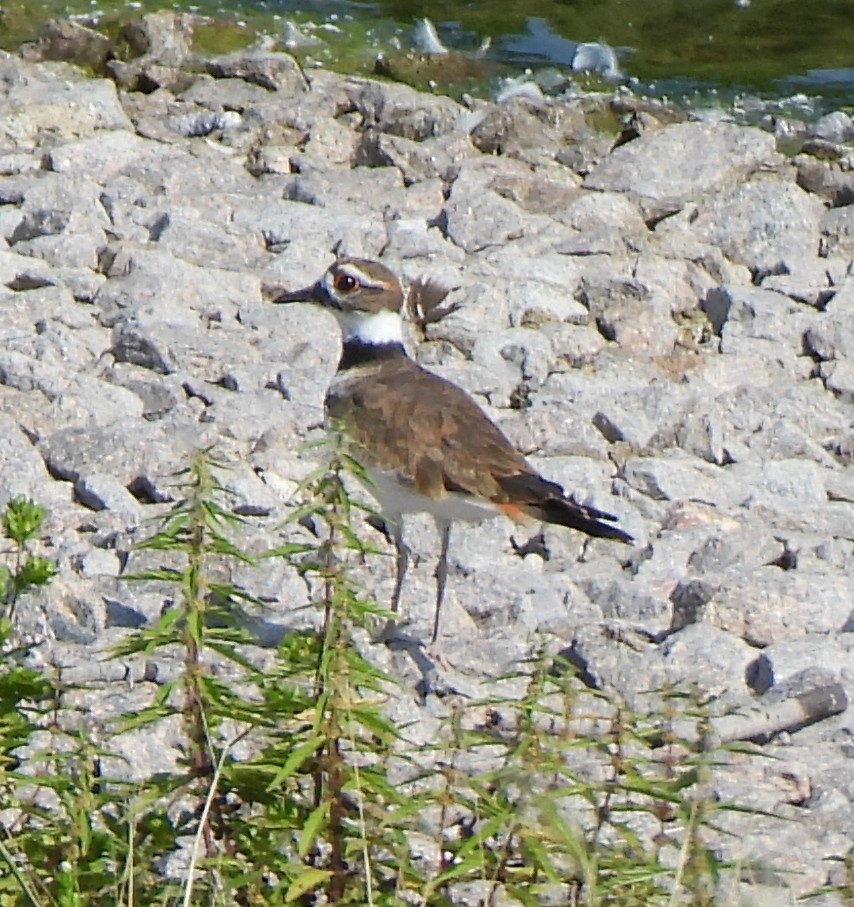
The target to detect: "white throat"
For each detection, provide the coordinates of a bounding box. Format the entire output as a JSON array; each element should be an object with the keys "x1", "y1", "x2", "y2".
[{"x1": 335, "y1": 309, "x2": 404, "y2": 346}]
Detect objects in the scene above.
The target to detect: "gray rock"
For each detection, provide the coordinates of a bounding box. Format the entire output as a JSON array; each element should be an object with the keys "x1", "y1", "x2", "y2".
[
  {"x1": 670, "y1": 568, "x2": 853, "y2": 646},
  {"x1": 821, "y1": 358, "x2": 854, "y2": 402},
  {"x1": 47, "y1": 130, "x2": 160, "y2": 178},
  {"x1": 0, "y1": 412, "x2": 63, "y2": 505},
  {"x1": 584, "y1": 121, "x2": 779, "y2": 218},
  {"x1": 443, "y1": 161, "x2": 548, "y2": 253},
  {"x1": 20, "y1": 18, "x2": 113, "y2": 70},
  {"x1": 578, "y1": 275, "x2": 678, "y2": 356},
  {"x1": 804, "y1": 322, "x2": 854, "y2": 364},
  {"x1": 749, "y1": 636, "x2": 854, "y2": 699},
  {"x1": 563, "y1": 622, "x2": 653, "y2": 701},
  {"x1": 795, "y1": 155, "x2": 854, "y2": 207},
  {"x1": 14, "y1": 233, "x2": 103, "y2": 271},
  {"x1": 677, "y1": 179, "x2": 824, "y2": 276},
  {"x1": 685, "y1": 518, "x2": 784, "y2": 575},
  {"x1": 0, "y1": 40, "x2": 850, "y2": 886},
  {"x1": 0, "y1": 350, "x2": 68, "y2": 399},
  {"x1": 232, "y1": 196, "x2": 387, "y2": 267},
  {"x1": 74, "y1": 471, "x2": 144, "y2": 520},
  {"x1": 554, "y1": 189, "x2": 648, "y2": 253},
  {"x1": 39, "y1": 421, "x2": 217, "y2": 495},
  {"x1": 820, "y1": 205, "x2": 854, "y2": 258},
  {"x1": 384, "y1": 217, "x2": 464, "y2": 261},
  {"x1": 589, "y1": 378, "x2": 696, "y2": 450},
  {"x1": 179, "y1": 74, "x2": 274, "y2": 110},
  {"x1": 579, "y1": 574, "x2": 671, "y2": 634},
  {"x1": 53, "y1": 374, "x2": 145, "y2": 429},
  {"x1": 121, "y1": 10, "x2": 194, "y2": 64},
  {"x1": 0, "y1": 248, "x2": 57, "y2": 288},
  {"x1": 343, "y1": 76, "x2": 464, "y2": 141},
  {"x1": 8, "y1": 173, "x2": 109, "y2": 244},
  {"x1": 355, "y1": 129, "x2": 478, "y2": 183},
  {"x1": 656, "y1": 623, "x2": 758, "y2": 697},
  {"x1": 728, "y1": 457, "x2": 831, "y2": 509},
  {"x1": 0, "y1": 75, "x2": 132, "y2": 148},
  {"x1": 104, "y1": 365, "x2": 182, "y2": 420},
  {"x1": 469, "y1": 98, "x2": 581, "y2": 166},
  {"x1": 94, "y1": 246, "x2": 257, "y2": 329},
  {"x1": 621, "y1": 453, "x2": 732, "y2": 506},
  {"x1": 809, "y1": 111, "x2": 854, "y2": 144},
  {"x1": 422, "y1": 279, "x2": 511, "y2": 354},
  {"x1": 471, "y1": 327, "x2": 553, "y2": 396},
  {"x1": 282, "y1": 164, "x2": 406, "y2": 213},
  {"x1": 497, "y1": 400, "x2": 611, "y2": 460},
  {"x1": 760, "y1": 255, "x2": 838, "y2": 308},
  {"x1": 204, "y1": 44, "x2": 307, "y2": 94},
  {"x1": 471, "y1": 161, "x2": 583, "y2": 220},
  {"x1": 107, "y1": 57, "x2": 195, "y2": 95}
]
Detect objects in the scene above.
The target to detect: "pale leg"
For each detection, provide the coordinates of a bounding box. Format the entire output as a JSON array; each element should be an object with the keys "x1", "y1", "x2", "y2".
[
  {"x1": 390, "y1": 516, "x2": 409, "y2": 615},
  {"x1": 431, "y1": 519, "x2": 451, "y2": 644},
  {"x1": 373, "y1": 515, "x2": 409, "y2": 645}
]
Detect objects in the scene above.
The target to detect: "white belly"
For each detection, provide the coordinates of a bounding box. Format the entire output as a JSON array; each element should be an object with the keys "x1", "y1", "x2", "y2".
[{"x1": 366, "y1": 468, "x2": 499, "y2": 523}]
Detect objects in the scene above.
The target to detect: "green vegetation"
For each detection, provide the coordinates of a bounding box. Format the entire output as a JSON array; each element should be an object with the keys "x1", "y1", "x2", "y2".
[
  {"x1": 0, "y1": 459, "x2": 849, "y2": 904},
  {"x1": 3, "y1": 0, "x2": 853, "y2": 102}
]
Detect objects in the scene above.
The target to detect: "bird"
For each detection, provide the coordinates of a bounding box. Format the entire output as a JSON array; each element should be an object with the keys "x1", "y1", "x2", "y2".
[{"x1": 273, "y1": 258, "x2": 633, "y2": 644}]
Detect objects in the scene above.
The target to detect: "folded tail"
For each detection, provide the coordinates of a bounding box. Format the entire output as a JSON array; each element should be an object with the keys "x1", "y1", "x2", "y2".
[{"x1": 496, "y1": 472, "x2": 633, "y2": 544}]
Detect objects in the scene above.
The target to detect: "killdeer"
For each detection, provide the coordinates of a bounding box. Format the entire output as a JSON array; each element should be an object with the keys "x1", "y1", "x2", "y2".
[{"x1": 274, "y1": 259, "x2": 633, "y2": 643}]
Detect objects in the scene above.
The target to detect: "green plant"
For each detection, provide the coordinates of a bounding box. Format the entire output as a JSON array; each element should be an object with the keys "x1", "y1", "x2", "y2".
[
  {"x1": 0, "y1": 497, "x2": 58, "y2": 624},
  {"x1": 0, "y1": 457, "x2": 841, "y2": 906}
]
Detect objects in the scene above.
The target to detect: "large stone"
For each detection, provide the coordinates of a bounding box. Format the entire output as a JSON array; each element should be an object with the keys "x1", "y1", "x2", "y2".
[
  {"x1": 0, "y1": 72, "x2": 132, "y2": 148},
  {"x1": 578, "y1": 275, "x2": 678, "y2": 356},
  {"x1": 119, "y1": 11, "x2": 194, "y2": 64},
  {"x1": 343, "y1": 76, "x2": 464, "y2": 141},
  {"x1": 469, "y1": 98, "x2": 582, "y2": 166},
  {"x1": 204, "y1": 46, "x2": 307, "y2": 94},
  {"x1": 47, "y1": 130, "x2": 162, "y2": 178},
  {"x1": 21, "y1": 18, "x2": 113, "y2": 71},
  {"x1": 355, "y1": 129, "x2": 478, "y2": 183},
  {"x1": 679, "y1": 179, "x2": 825, "y2": 275},
  {"x1": 670, "y1": 568, "x2": 853, "y2": 646},
  {"x1": 584, "y1": 121, "x2": 779, "y2": 218},
  {"x1": 820, "y1": 204, "x2": 854, "y2": 258},
  {"x1": 442, "y1": 158, "x2": 568, "y2": 253}
]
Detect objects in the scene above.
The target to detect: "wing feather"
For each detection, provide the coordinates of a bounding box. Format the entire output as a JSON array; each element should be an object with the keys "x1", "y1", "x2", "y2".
[
  {"x1": 326, "y1": 358, "x2": 633, "y2": 543},
  {"x1": 327, "y1": 358, "x2": 526, "y2": 500}
]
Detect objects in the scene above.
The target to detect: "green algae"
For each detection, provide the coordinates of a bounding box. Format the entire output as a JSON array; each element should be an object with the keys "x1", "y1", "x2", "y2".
[{"x1": 1, "y1": 0, "x2": 851, "y2": 106}]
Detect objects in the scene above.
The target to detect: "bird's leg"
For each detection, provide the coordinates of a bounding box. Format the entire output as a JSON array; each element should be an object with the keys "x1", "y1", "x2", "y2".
[
  {"x1": 374, "y1": 516, "x2": 409, "y2": 646},
  {"x1": 390, "y1": 516, "x2": 409, "y2": 616},
  {"x1": 431, "y1": 520, "x2": 452, "y2": 644}
]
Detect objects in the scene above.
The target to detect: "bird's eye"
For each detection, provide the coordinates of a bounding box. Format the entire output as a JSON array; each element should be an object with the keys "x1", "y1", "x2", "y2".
[{"x1": 334, "y1": 273, "x2": 358, "y2": 292}]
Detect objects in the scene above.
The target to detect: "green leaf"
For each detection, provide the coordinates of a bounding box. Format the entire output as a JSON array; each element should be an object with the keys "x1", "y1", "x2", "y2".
[
  {"x1": 262, "y1": 542, "x2": 316, "y2": 558},
  {"x1": 2, "y1": 497, "x2": 45, "y2": 544},
  {"x1": 13, "y1": 555, "x2": 58, "y2": 592},
  {"x1": 115, "y1": 703, "x2": 175, "y2": 733},
  {"x1": 297, "y1": 802, "x2": 329, "y2": 858},
  {"x1": 285, "y1": 867, "x2": 332, "y2": 903},
  {"x1": 267, "y1": 736, "x2": 324, "y2": 790}
]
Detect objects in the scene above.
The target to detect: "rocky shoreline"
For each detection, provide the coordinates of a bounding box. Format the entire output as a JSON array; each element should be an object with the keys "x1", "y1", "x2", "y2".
[{"x1": 2, "y1": 12, "x2": 853, "y2": 901}]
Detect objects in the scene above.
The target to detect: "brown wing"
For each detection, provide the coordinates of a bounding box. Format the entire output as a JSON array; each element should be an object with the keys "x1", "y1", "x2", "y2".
[
  {"x1": 327, "y1": 356, "x2": 527, "y2": 501},
  {"x1": 327, "y1": 357, "x2": 633, "y2": 544}
]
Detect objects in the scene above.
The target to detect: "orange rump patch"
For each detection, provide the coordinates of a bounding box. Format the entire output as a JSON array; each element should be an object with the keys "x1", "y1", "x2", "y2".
[{"x1": 496, "y1": 501, "x2": 536, "y2": 525}]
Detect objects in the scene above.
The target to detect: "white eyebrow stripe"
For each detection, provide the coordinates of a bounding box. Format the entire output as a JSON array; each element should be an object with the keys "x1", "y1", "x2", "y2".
[{"x1": 337, "y1": 265, "x2": 387, "y2": 290}]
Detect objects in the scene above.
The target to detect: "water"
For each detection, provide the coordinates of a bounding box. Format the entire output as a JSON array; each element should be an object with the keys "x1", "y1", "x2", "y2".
[{"x1": 4, "y1": 0, "x2": 853, "y2": 112}]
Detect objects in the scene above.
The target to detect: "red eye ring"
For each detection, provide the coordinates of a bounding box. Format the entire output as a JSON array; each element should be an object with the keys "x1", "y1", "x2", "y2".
[{"x1": 334, "y1": 273, "x2": 358, "y2": 292}]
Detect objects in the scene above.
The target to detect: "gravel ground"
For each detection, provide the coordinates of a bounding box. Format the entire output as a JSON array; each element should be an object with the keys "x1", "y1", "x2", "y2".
[{"x1": 1, "y1": 12, "x2": 853, "y2": 902}]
